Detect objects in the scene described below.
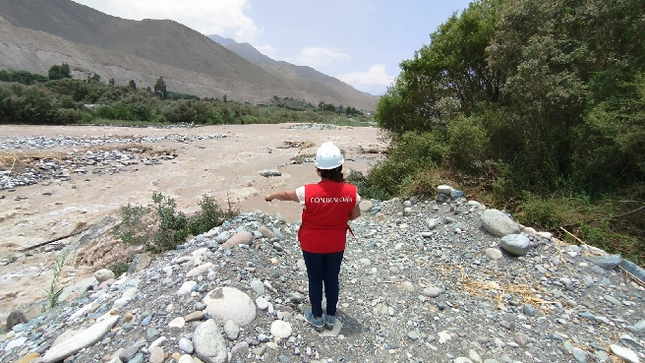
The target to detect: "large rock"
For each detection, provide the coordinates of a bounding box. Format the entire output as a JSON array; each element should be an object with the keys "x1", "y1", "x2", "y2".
[
  {"x1": 270, "y1": 320, "x2": 292, "y2": 339},
  {"x1": 128, "y1": 253, "x2": 152, "y2": 274},
  {"x1": 193, "y1": 319, "x2": 227, "y2": 363},
  {"x1": 500, "y1": 234, "x2": 531, "y2": 256},
  {"x1": 481, "y1": 209, "x2": 520, "y2": 237},
  {"x1": 221, "y1": 231, "x2": 253, "y2": 249},
  {"x1": 437, "y1": 185, "x2": 454, "y2": 195},
  {"x1": 587, "y1": 254, "x2": 622, "y2": 270},
  {"x1": 259, "y1": 169, "x2": 281, "y2": 177},
  {"x1": 42, "y1": 315, "x2": 119, "y2": 363},
  {"x1": 94, "y1": 269, "x2": 115, "y2": 283},
  {"x1": 610, "y1": 344, "x2": 639, "y2": 363},
  {"x1": 204, "y1": 287, "x2": 256, "y2": 326},
  {"x1": 6, "y1": 310, "x2": 28, "y2": 330},
  {"x1": 359, "y1": 200, "x2": 373, "y2": 213},
  {"x1": 257, "y1": 226, "x2": 275, "y2": 238}
]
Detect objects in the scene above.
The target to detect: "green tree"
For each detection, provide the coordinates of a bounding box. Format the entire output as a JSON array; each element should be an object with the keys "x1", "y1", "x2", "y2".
[
  {"x1": 87, "y1": 73, "x2": 101, "y2": 83},
  {"x1": 48, "y1": 63, "x2": 71, "y2": 80},
  {"x1": 0, "y1": 70, "x2": 48, "y2": 84},
  {"x1": 486, "y1": 0, "x2": 645, "y2": 188},
  {"x1": 375, "y1": 0, "x2": 502, "y2": 136},
  {"x1": 129, "y1": 80, "x2": 137, "y2": 89},
  {"x1": 154, "y1": 77, "x2": 167, "y2": 99}
]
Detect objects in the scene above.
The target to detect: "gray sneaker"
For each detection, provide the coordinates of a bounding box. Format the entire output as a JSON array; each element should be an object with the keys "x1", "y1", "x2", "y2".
[
  {"x1": 304, "y1": 310, "x2": 323, "y2": 331},
  {"x1": 324, "y1": 314, "x2": 336, "y2": 329}
]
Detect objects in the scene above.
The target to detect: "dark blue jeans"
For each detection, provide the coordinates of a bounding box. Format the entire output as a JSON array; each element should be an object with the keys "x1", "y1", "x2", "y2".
[{"x1": 302, "y1": 250, "x2": 344, "y2": 318}]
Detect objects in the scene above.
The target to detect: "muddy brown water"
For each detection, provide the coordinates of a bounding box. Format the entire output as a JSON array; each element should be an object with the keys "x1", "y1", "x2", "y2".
[{"x1": 0, "y1": 123, "x2": 387, "y2": 322}]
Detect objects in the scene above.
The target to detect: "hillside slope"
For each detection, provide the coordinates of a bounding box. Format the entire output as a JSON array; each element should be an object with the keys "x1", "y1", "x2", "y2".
[
  {"x1": 0, "y1": 20, "x2": 285, "y2": 103},
  {"x1": 222, "y1": 39, "x2": 379, "y2": 109},
  {"x1": 0, "y1": 0, "x2": 283, "y2": 87},
  {"x1": 0, "y1": 0, "x2": 378, "y2": 110}
]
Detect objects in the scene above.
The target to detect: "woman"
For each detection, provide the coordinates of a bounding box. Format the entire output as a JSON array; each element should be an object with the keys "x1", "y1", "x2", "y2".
[{"x1": 265, "y1": 142, "x2": 361, "y2": 330}]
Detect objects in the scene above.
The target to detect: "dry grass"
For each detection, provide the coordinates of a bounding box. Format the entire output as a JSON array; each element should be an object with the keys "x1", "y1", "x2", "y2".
[
  {"x1": 458, "y1": 269, "x2": 557, "y2": 310},
  {"x1": 0, "y1": 151, "x2": 71, "y2": 173}
]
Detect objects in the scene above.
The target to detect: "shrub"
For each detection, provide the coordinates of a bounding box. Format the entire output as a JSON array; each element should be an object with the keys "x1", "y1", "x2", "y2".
[
  {"x1": 515, "y1": 193, "x2": 566, "y2": 231},
  {"x1": 48, "y1": 63, "x2": 71, "y2": 80},
  {"x1": 446, "y1": 113, "x2": 490, "y2": 171},
  {"x1": 188, "y1": 195, "x2": 237, "y2": 236},
  {"x1": 367, "y1": 131, "x2": 448, "y2": 197},
  {"x1": 151, "y1": 192, "x2": 188, "y2": 252},
  {"x1": 113, "y1": 203, "x2": 152, "y2": 245},
  {"x1": 0, "y1": 69, "x2": 48, "y2": 84},
  {"x1": 113, "y1": 193, "x2": 238, "y2": 253},
  {"x1": 346, "y1": 169, "x2": 390, "y2": 201},
  {"x1": 109, "y1": 259, "x2": 131, "y2": 278}
]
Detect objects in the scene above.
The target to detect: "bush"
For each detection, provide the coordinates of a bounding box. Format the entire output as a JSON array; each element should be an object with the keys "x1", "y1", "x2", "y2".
[
  {"x1": 0, "y1": 69, "x2": 48, "y2": 84},
  {"x1": 48, "y1": 63, "x2": 71, "y2": 80},
  {"x1": 446, "y1": 113, "x2": 490, "y2": 171},
  {"x1": 109, "y1": 259, "x2": 131, "y2": 278},
  {"x1": 152, "y1": 192, "x2": 188, "y2": 252},
  {"x1": 113, "y1": 203, "x2": 152, "y2": 245},
  {"x1": 113, "y1": 193, "x2": 238, "y2": 253},
  {"x1": 188, "y1": 195, "x2": 237, "y2": 236},
  {"x1": 515, "y1": 193, "x2": 566, "y2": 231},
  {"x1": 346, "y1": 169, "x2": 390, "y2": 201},
  {"x1": 367, "y1": 131, "x2": 447, "y2": 197}
]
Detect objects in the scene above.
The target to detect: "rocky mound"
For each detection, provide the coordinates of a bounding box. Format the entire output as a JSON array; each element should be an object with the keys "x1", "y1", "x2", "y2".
[{"x1": 2, "y1": 187, "x2": 644, "y2": 363}]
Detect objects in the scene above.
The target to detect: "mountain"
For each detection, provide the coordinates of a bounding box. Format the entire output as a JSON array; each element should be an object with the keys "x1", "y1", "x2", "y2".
[
  {"x1": 0, "y1": 0, "x2": 378, "y2": 110},
  {"x1": 210, "y1": 36, "x2": 378, "y2": 110}
]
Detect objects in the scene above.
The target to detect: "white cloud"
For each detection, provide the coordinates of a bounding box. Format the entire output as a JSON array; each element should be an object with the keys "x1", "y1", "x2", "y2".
[
  {"x1": 295, "y1": 47, "x2": 351, "y2": 69},
  {"x1": 337, "y1": 64, "x2": 396, "y2": 90},
  {"x1": 75, "y1": 0, "x2": 258, "y2": 42}
]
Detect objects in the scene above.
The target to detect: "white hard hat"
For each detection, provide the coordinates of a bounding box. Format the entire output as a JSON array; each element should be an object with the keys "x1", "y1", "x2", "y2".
[{"x1": 315, "y1": 142, "x2": 344, "y2": 169}]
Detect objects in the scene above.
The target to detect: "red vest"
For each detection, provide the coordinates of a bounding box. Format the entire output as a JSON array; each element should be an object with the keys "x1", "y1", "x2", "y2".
[{"x1": 298, "y1": 181, "x2": 357, "y2": 253}]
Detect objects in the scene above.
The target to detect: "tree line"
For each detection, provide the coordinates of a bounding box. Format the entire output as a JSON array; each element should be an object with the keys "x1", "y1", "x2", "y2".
[
  {"x1": 361, "y1": 0, "x2": 644, "y2": 263},
  {"x1": 0, "y1": 65, "x2": 368, "y2": 126}
]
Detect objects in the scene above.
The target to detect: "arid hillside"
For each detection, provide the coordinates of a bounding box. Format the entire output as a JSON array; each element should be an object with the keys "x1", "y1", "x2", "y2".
[{"x1": 0, "y1": 0, "x2": 379, "y2": 110}]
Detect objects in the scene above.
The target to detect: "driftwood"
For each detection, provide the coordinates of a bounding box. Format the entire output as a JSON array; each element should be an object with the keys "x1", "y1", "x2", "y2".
[{"x1": 19, "y1": 227, "x2": 89, "y2": 252}]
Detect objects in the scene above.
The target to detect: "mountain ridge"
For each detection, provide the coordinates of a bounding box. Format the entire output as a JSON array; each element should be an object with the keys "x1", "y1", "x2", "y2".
[
  {"x1": 211, "y1": 36, "x2": 378, "y2": 108},
  {"x1": 0, "y1": 0, "x2": 378, "y2": 110}
]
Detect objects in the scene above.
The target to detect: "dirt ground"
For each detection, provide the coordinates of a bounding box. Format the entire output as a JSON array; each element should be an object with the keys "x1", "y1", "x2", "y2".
[{"x1": 0, "y1": 123, "x2": 387, "y2": 323}]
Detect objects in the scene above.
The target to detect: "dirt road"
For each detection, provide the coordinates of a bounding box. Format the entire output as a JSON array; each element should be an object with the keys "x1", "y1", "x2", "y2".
[{"x1": 0, "y1": 123, "x2": 387, "y2": 322}]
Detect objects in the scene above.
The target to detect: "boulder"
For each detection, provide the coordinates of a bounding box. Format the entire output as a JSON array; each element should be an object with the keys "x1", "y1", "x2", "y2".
[
  {"x1": 94, "y1": 269, "x2": 115, "y2": 283},
  {"x1": 42, "y1": 315, "x2": 119, "y2": 363},
  {"x1": 437, "y1": 185, "x2": 454, "y2": 195},
  {"x1": 500, "y1": 234, "x2": 531, "y2": 256},
  {"x1": 359, "y1": 200, "x2": 373, "y2": 213},
  {"x1": 6, "y1": 310, "x2": 28, "y2": 330},
  {"x1": 204, "y1": 287, "x2": 256, "y2": 326},
  {"x1": 481, "y1": 209, "x2": 520, "y2": 237},
  {"x1": 193, "y1": 319, "x2": 227, "y2": 363},
  {"x1": 222, "y1": 231, "x2": 253, "y2": 249}
]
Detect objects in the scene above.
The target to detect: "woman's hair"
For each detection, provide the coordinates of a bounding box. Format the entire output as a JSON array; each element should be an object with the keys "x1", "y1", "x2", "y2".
[{"x1": 319, "y1": 166, "x2": 345, "y2": 182}]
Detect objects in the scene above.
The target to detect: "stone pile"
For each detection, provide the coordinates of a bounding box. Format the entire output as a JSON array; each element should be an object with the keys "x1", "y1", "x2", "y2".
[
  {"x1": 0, "y1": 134, "x2": 225, "y2": 191},
  {"x1": 0, "y1": 134, "x2": 225, "y2": 151},
  {"x1": 1, "y1": 185, "x2": 644, "y2": 363}
]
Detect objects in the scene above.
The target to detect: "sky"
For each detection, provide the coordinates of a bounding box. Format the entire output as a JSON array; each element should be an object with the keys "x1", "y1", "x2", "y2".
[{"x1": 72, "y1": 0, "x2": 473, "y2": 95}]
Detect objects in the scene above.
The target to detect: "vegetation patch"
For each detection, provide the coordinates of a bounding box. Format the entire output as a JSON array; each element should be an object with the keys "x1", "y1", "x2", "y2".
[
  {"x1": 0, "y1": 66, "x2": 373, "y2": 127},
  {"x1": 365, "y1": 0, "x2": 645, "y2": 265},
  {"x1": 113, "y1": 193, "x2": 239, "y2": 253}
]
